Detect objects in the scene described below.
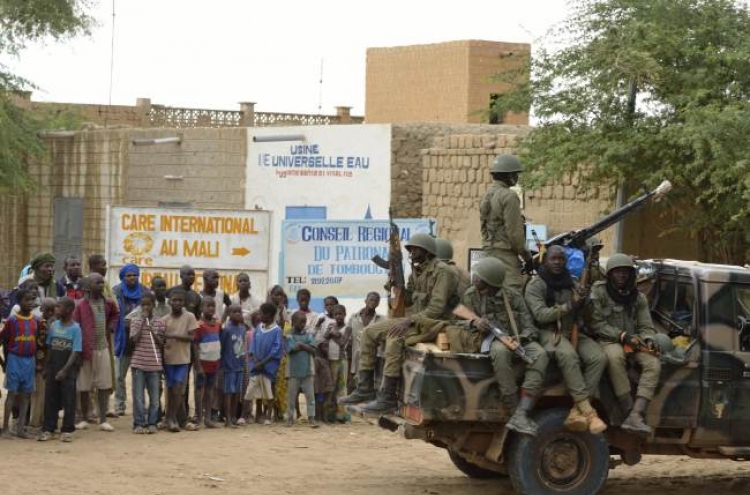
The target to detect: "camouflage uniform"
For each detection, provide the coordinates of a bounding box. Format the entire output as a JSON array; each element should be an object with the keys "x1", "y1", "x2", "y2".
[
  {"x1": 359, "y1": 257, "x2": 459, "y2": 378},
  {"x1": 589, "y1": 281, "x2": 661, "y2": 400},
  {"x1": 525, "y1": 276, "x2": 607, "y2": 402},
  {"x1": 444, "y1": 260, "x2": 471, "y2": 298},
  {"x1": 459, "y1": 285, "x2": 548, "y2": 399}
]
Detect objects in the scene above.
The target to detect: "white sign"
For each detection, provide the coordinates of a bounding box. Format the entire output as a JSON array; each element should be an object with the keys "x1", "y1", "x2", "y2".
[
  {"x1": 281, "y1": 219, "x2": 435, "y2": 301},
  {"x1": 107, "y1": 206, "x2": 271, "y2": 271},
  {"x1": 246, "y1": 124, "x2": 392, "y2": 287}
]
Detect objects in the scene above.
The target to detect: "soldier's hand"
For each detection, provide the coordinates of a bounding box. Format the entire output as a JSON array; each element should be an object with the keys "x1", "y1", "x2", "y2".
[
  {"x1": 577, "y1": 285, "x2": 591, "y2": 300},
  {"x1": 472, "y1": 318, "x2": 492, "y2": 335},
  {"x1": 621, "y1": 332, "x2": 643, "y2": 349},
  {"x1": 644, "y1": 337, "x2": 661, "y2": 355},
  {"x1": 388, "y1": 319, "x2": 414, "y2": 338}
]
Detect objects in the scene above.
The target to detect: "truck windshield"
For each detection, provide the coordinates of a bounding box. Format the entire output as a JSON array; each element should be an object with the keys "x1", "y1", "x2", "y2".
[
  {"x1": 652, "y1": 276, "x2": 695, "y2": 336},
  {"x1": 707, "y1": 283, "x2": 750, "y2": 352}
]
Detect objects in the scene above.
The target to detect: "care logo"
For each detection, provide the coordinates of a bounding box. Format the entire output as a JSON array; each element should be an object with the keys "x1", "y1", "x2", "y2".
[{"x1": 123, "y1": 232, "x2": 154, "y2": 256}]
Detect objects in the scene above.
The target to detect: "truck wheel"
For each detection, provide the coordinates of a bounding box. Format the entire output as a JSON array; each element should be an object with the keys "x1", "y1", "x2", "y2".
[
  {"x1": 507, "y1": 408, "x2": 609, "y2": 495},
  {"x1": 448, "y1": 449, "x2": 507, "y2": 479}
]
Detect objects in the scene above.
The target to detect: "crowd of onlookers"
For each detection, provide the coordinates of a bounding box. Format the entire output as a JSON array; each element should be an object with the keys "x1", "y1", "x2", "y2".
[{"x1": 0, "y1": 252, "x2": 384, "y2": 442}]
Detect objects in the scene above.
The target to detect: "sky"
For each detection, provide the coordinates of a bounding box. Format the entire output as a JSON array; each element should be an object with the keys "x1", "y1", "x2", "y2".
[{"x1": 6, "y1": 0, "x2": 572, "y2": 116}]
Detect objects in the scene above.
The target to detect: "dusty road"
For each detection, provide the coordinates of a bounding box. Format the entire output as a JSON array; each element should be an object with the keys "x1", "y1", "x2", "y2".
[{"x1": 1, "y1": 412, "x2": 749, "y2": 495}]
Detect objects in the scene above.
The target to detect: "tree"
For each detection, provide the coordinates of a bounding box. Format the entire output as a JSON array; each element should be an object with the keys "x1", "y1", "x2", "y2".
[
  {"x1": 0, "y1": 0, "x2": 94, "y2": 191},
  {"x1": 491, "y1": 0, "x2": 750, "y2": 264}
]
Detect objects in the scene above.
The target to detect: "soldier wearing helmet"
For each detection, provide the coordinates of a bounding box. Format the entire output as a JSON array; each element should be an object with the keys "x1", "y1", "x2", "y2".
[
  {"x1": 435, "y1": 238, "x2": 471, "y2": 296},
  {"x1": 340, "y1": 233, "x2": 459, "y2": 413},
  {"x1": 589, "y1": 253, "x2": 661, "y2": 436},
  {"x1": 456, "y1": 256, "x2": 549, "y2": 436},
  {"x1": 524, "y1": 245, "x2": 607, "y2": 434},
  {"x1": 479, "y1": 154, "x2": 532, "y2": 291}
]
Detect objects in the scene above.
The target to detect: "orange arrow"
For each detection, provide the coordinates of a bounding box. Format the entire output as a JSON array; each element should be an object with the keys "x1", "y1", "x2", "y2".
[{"x1": 232, "y1": 247, "x2": 251, "y2": 256}]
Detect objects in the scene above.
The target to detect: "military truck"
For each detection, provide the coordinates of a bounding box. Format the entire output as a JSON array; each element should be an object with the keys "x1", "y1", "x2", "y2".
[{"x1": 370, "y1": 258, "x2": 750, "y2": 495}]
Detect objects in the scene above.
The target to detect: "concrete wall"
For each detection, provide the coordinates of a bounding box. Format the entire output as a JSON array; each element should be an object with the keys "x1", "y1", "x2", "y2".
[{"x1": 366, "y1": 40, "x2": 530, "y2": 125}]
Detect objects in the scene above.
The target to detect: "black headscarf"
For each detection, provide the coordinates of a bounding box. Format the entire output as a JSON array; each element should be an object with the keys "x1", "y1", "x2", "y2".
[{"x1": 538, "y1": 265, "x2": 576, "y2": 307}]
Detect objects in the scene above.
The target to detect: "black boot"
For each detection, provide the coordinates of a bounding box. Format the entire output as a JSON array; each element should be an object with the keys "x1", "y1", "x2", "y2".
[
  {"x1": 617, "y1": 394, "x2": 634, "y2": 418},
  {"x1": 362, "y1": 376, "x2": 399, "y2": 414},
  {"x1": 339, "y1": 370, "x2": 376, "y2": 404},
  {"x1": 506, "y1": 392, "x2": 538, "y2": 436},
  {"x1": 621, "y1": 396, "x2": 652, "y2": 437}
]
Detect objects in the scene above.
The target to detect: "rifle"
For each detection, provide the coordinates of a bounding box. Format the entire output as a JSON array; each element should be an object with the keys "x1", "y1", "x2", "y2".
[
  {"x1": 371, "y1": 210, "x2": 406, "y2": 318},
  {"x1": 544, "y1": 180, "x2": 672, "y2": 251},
  {"x1": 452, "y1": 304, "x2": 534, "y2": 364},
  {"x1": 570, "y1": 243, "x2": 602, "y2": 347},
  {"x1": 623, "y1": 335, "x2": 662, "y2": 357}
]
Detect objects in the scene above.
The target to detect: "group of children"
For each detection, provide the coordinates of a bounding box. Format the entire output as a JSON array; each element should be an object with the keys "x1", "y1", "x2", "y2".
[{"x1": 0, "y1": 254, "x2": 383, "y2": 442}]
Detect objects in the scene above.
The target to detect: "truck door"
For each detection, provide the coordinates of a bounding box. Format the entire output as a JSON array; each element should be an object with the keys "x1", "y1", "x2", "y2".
[{"x1": 700, "y1": 281, "x2": 750, "y2": 443}]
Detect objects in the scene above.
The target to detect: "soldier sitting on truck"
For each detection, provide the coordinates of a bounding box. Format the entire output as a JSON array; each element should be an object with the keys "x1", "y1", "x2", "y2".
[
  {"x1": 457, "y1": 257, "x2": 549, "y2": 436},
  {"x1": 524, "y1": 245, "x2": 607, "y2": 434},
  {"x1": 340, "y1": 233, "x2": 459, "y2": 414},
  {"x1": 435, "y1": 238, "x2": 471, "y2": 296},
  {"x1": 589, "y1": 253, "x2": 662, "y2": 436}
]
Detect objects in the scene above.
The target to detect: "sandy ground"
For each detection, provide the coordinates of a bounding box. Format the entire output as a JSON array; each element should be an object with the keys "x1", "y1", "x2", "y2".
[{"x1": 1, "y1": 403, "x2": 750, "y2": 495}]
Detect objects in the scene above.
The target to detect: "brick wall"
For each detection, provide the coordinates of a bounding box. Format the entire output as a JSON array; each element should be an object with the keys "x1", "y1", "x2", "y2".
[{"x1": 366, "y1": 40, "x2": 530, "y2": 125}]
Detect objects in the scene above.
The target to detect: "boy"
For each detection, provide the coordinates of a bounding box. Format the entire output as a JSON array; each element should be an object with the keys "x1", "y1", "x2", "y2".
[
  {"x1": 39, "y1": 297, "x2": 81, "y2": 442},
  {"x1": 286, "y1": 312, "x2": 318, "y2": 428},
  {"x1": 295, "y1": 289, "x2": 318, "y2": 333},
  {"x1": 322, "y1": 304, "x2": 349, "y2": 423},
  {"x1": 194, "y1": 297, "x2": 221, "y2": 429},
  {"x1": 29, "y1": 298, "x2": 56, "y2": 430},
  {"x1": 246, "y1": 303, "x2": 283, "y2": 425},
  {"x1": 162, "y1": 288, "x2": 198, "y2": 432},
  {"x1": 129, "y1": 293, "x2": 166, "y2": 434},
  {"x1": 312, "y1": 296, "x2": 338, "y2": 337},
  {"x1": 73, "y1": 273, "x2": 119, "y2": 432},
  {"x1": 1, "y1": 290, "x2": 39, "y2": 438},
  {"x1": 221, "y1": 304, "x2": 246, "y2": 428}
]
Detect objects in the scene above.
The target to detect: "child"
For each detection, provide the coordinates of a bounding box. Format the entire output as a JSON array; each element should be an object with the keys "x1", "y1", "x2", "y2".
[
  {"x1": 246, "y1": 303, "x2": 283, "y2": 425},
  {"x1": 239, "y1": 311, "x2": 260, "y2": 424},
  {"x1": 323, "y1": 304, "x2": 350, "y2": 423},
  {"x1": 29, "y1": 298, "x2": 56, "y2": 430},
  {"x1": 295, "y1": 289, "x2": 318, "y2": 333},
  {"x1": 221, "y1": 304, "x2": 246, "y2": 428},
  {"x1": 1, "y1": 290, "x2": 40, "y2": 438},
  {"x1": 193, "y1": 297, "x2": 221, "y2": 429},
  {"x1": 162, "y1": 289, "x2": 198, "y2": 433},
  {"x1": 38, "y1": 297, "x2": 81, "y2": 442},
  {"x1": 286, "y1": 312, "x2": 318, "y2": 428},
  {"x1": 129, "y1": 293, "x2": 166, "y2": 434},
  {"x1": 313, "y1": 296, "x2": 338, "y2": 337}
]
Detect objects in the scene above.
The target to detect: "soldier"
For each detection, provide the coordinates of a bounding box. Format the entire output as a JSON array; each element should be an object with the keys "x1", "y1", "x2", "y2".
[
  {"x1": 525, "y1": 245, "x2": 607, "y2": 434},
  {"x1": 461, "y1": 257, "x2": 549, "y2": 436},
  {"x1": 340, "y1": 233, "x2": 458, "y2": 413},
  {"x1": 480, "y1": 154, "x2": 532, "y2": 291},
  {"x1": 589, "y1": 253, "x2": 661, "y2": 436},
  {"x1": 435, "y1": 238, "x2": 471, "y2": 296}
]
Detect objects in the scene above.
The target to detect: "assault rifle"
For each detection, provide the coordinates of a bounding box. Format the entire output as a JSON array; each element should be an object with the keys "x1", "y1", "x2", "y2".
[
  {"x1": 452, "y1": 304, "x2": 534, "y2": 364},
  {"x1": 544, "y1": 180, "x2": 672, "y2": 251},
  {"x1": 371, "y1": 210, "x2": 406, "y2": 318}
]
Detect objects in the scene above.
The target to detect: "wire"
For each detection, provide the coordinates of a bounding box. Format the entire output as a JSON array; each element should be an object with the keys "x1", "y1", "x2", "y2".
[{"x1": 105, "y1": 0, "x2": 116, "y2": 127}]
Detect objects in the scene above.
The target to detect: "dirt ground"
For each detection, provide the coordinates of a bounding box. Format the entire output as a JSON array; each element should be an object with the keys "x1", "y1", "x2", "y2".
[{"x1": 1, "y1": 404, "x2": 750, "y2": 495}]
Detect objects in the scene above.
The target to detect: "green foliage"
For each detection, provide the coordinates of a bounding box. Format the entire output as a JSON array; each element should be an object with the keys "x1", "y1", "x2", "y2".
[
  {"x1": 492, "y1": 0, "x2": 750, "y2": 263},
  {"x1": 0, "y1": 0, "x2": 94, "y2": 192}
]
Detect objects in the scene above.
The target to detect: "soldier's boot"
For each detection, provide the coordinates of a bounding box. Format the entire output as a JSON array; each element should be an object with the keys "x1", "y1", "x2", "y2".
[
  {"x1": 563, "y1": 404, "x2": 589, "y2": 432},
  {"x1": 339, "y1": 370, "x2": 376, "y2": 404},
  {"x1": 506, "y1": 391, "x2": 538, "y2": 436},
  {"x1": 620, "y1": 396, "x2": 653, "y2": 437},
  {"x1": 576, "y1": 398, "x2": 607, "y2": 434},
  {"x1": 362, "y1": 376, "x2": 399, "y2": 414}
]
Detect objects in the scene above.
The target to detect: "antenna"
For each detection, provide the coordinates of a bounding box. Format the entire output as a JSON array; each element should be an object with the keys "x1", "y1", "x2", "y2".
[
  {"x1": 317, "y1": 58, "x2": 324, "y2": 114},
  {"x1": 105, "y1": 0, "x2": 116, "y2": 127}
]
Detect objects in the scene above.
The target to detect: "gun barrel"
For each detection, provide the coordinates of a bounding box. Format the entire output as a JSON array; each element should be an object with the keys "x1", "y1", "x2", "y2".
[{"x1": 489, "y1": 326, "x2": 534, "y2": 364}]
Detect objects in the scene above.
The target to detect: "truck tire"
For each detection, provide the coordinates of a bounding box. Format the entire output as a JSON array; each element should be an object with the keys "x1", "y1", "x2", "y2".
[
  {"x1": 507, "y1": 408, "x2": 609, "y2": 495},
  {"x1": 448, "y1": 449, "x2": 507, "y2": 479}
]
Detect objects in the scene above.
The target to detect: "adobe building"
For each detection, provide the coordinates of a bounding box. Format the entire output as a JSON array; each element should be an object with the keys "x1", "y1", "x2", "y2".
[{"x1": 365, "y1": 40, "x2": 529, "y2": 125}]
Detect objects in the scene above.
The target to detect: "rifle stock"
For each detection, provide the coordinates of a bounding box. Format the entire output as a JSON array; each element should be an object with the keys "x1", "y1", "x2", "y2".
[{"x1": 452, "y1": 305, "x2": 533, "y2": 364}]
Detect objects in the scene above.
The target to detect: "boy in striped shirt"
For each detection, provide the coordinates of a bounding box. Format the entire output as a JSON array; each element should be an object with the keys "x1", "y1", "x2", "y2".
[{"x1": 1, "y1": 290, "x2": 39, "y2": 438}]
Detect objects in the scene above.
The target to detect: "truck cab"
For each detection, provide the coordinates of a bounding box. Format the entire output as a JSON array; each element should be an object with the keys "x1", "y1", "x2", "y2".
[{"x1": 368, "y1": 259, "x2": 750, "y2": 495}]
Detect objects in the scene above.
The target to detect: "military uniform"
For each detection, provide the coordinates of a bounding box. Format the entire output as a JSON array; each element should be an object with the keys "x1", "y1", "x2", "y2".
[
  {"x1": 589, "y1": 281, "x2": 661, "y2": 401},
  {"x1": 525, "y1": 276, "x2": 607, "y2": 402},
  {"x1": 359, "y1": 256, "x2": 459, "y2": 378},
  {"x1": 480, "y1": 180, "x2": 527, "y2": 291}
]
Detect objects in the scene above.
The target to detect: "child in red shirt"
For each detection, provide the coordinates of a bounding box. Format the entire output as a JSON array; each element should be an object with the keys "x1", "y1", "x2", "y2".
[{"x1": 193, "y1": 297, "x2": 221, "y2": 428}]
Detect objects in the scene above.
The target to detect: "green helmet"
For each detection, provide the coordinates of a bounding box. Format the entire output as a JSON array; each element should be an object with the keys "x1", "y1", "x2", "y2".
[
  {"x1": 606, "y1": 253, "x2": 635, "y2": 273},
  {"x1": 473, "y1": 257, "x2": 506, "y2": 288},
  {"x1": 405, "y1": 233, "x2": 437, "y2": 255},
  {"x1": 435, "y1": 238, "x2": 453, "y2": 261},
  {"x1": 491, "y1": 154, "x2": 523, "y2": 174},
  {"x1": 652, "y1": 333, "x2": 674, "y2": 354}
]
